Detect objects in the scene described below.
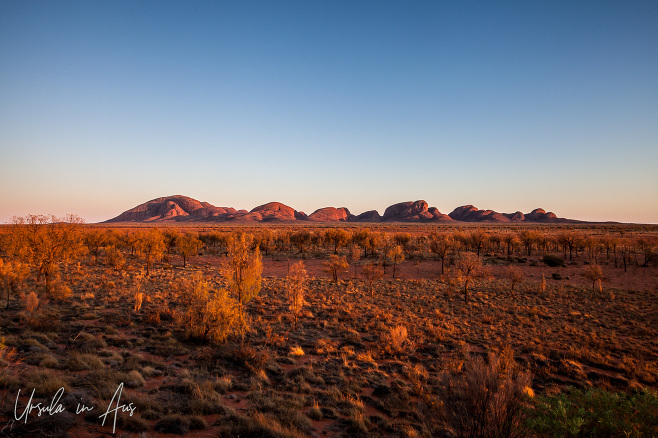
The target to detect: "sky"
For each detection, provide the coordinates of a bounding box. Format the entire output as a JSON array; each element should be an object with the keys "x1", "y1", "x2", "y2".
[{"x1": 1, "y1": 1, "x2": 657, "y2": 224}]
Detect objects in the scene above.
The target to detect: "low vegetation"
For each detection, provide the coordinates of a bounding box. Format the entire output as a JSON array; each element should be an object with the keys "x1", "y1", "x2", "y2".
[{"x1": 0, "y1": 219, "x2": 656, "y2": 436}]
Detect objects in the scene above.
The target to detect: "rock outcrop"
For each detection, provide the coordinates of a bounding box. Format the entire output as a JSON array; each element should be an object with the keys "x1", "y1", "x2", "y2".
[
  {"x1": 105, "y1": 195, "x2": 235, "y2": 222},
  {"x1": 105, "y1": 195, "x2": 570, "y2": 224},
  {"x1": 249, "y1": 202, "x2": 297, "y2": 221},
  {"x1": 352, "y1": 210, "x2": 382, "y2": 222},
  {"x1": 449, "y1": 205, "x2": 559, "y2": 223},
  {"x1": 308, "y1": 207, "x2": 351, "y2": 222}
]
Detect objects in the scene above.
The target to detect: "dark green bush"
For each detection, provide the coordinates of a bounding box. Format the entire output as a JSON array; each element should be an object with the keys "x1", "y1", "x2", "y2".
[
  {"x1": 527, "y1": 387, "x2": 658, "y2": 437},
  {"x1": 542, "y1": 254, "x2": 564, "y2": 267}
]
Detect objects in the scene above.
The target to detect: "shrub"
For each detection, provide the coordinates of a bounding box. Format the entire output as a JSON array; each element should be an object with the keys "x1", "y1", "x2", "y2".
[
  {"x1": 504, "y1": 266, "x2": 524, "y2": 293},
  {"x1": 133, "y1": 292, "x2": 144, "y2": 312},
  {"x1": 125, "y1": 370, "x2": 145, "y2": 388},
  {"x1": 155, "y1": 415, "x2": 190, "y2": 434},
  {"x1": 65, "y1": 352, "x2": 105, "y2": 371},
  {"x1": 176, "y1": 273, "x2": 238, "y2": 344},
  {"x1": 542, "y1": 254, "x2": 564, "y2": 268},
  {"x1": 527, "y1": 387, "x2": 658, "y2": 437},
  {"x1": 21, "y1": 369, "x2": 70, "y2": 396},
  {"x1": 286, "y1": 261, "x2": 307, "y2": 330},
  {"x1": 385, "y1": 325, "x2": 408, "y2": 355},
  {"x1": 438, "y1": 353, "x2": 532, "y2": 438}
]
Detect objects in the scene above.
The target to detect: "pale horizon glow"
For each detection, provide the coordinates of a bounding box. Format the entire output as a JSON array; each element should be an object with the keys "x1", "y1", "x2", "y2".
[{"x1": 1, "y1": 1, "x2": 657, "y2": 224}]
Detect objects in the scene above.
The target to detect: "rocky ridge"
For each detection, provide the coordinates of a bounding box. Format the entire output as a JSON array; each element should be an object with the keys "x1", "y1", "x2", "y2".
[{"x1": 105, "y1": 195, "x2": 571, "y2": 224}]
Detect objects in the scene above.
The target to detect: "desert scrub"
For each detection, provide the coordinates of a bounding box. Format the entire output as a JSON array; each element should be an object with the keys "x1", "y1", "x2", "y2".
[
  {"x1": 527, "y1": 387, "x2": 658, "y2": 437},
  {"x1": 183, "y1": 380, "x2": 228, "y2": 415},
  {"x1": 383, "y1": 325, "x2": 409, "y2": 355},
  {"x1": 98, "y1": 348, "x2": 123, "y2": 366},
  {"x1": 289, "y1": 345, "x2": 304, "y2": 357},
  {"x1": 124, "y1": 370, "x2": 145, "y2": 388},
  {"x1": 65, "y1": 352, "x2": 105, "y2": 371},
  {"x1": 213, "y1": 374, "x2": 233, "y2": 393},
  {"x1": 154, "y1": 414, "x2": 193, "y2": 434},
  {"x1": 20, "y1": 368, "x2": 71, "y2": 396},
  {"x1": 316, "y1": 337, "x2": 338, "y2": 355},
  {"x1": 214, "y1": 410, "x2": 306, "y2": 438},
  {"x1": 248, "y1": 390, "x2": 312, "y2": 434},
  {"x1": 77, "y1": 369, "x2": 126, "y2": 399},
  {"x1": 70, "y1": 331, "x2": 107, "y2": 351},
  {"x1": 438, "y1": 353, "x2": 532, "y2": 438}
]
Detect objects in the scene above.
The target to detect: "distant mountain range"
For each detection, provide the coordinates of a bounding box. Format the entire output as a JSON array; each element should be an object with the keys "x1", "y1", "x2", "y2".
[{"x1": 104, "y1": 195, "x2": 578, "y2": 224}]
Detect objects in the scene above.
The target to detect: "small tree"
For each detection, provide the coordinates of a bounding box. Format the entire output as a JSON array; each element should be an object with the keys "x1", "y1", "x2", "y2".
[
  {"x1": 584, "y1": 264, "x2": 604, "y2": 293},
  {"x1": 10, "y1": 214, "x2": 85, "y2": 296},
  {"x1": 388, "y1": 245, "x2": 405, "y2": 278},
  {"x1": 0, "y1": 259, "x2": 29, "y2": 309},
  {"x1": 105, "y1": 245, "x2": 125, "y2": 270},
  {"x1": 454, "y1": 252, "x2": 490, "y2": 304},
  {"x1": 286, "y1": 261, "x2": 307, "y2": 330},
  {"x1": 136, "y1": 229, "x2": 165, "y2": 276},
  {"x1": 162, "y1": 229, "x2": 180, "y2": 263},
  {"x1": 324, "y1": 254, "x2": 348, "y2": 282},
  {"x1": 469, "y1": 230, "x2": 489, "y2": 257},
  {"x1": 518, "y1": 230, "x2": 540, "y2": 256},
  {"x1": 226, "y1": 233, "x2": 262, "y2": 344},
  {"x1": 394, "y1": 232, "x2": 412, "y2": 254},
  {"x1": 176, "y1": 274, "x2": 238, "y2": 344},
  {"x1": 430, "y1": 233, "x2": 453, "y2": 275},
  {"x1": 84, "y1": 229, "x2": 107, "y2": 265},
  {"x1": 24, "y1": 291, "x2": 40, "y2": 323},
  {"x1": 349, "y1": 244, "x2": 361, "y2": 278},
  {"x1": 503, "y1": 233, "x2": 519, "y2": 256},
  {"x1": 133, "y1": 292, "x2": 144, "y2": 313},
  {"x1": 558, "y1": 232, "x2": 581, "y2": 261},
  {"x1": 361, "y1": 263, "x2": 384, "y2": 298},
  {"x1": 504, "y1": 265, "x2": 524, "y2": 294},
  {"x1": 325, "y1": 229, "x2": 350, "y2": 254},
  {"x1": 290, "y1": 230, "x2": 312, "y2": 254},
  {"x1": 176, "y1": 232, "x2": 201, "y2": 267}
]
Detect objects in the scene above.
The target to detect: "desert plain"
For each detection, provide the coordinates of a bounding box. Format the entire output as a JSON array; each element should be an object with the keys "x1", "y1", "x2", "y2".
[{"x1": 0, "y1": 214, "x2": 656, "y2": 437}]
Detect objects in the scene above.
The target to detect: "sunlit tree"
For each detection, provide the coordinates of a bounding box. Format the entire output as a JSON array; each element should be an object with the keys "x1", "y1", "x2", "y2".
[
  {"x1": 325, "y1": 229, "x2": 350, "y2": 254},
  {"x1": 324, "y1": 254, "x2": 348, "y2": 282},
  {"x1": 349, "y1": 244, "x2": 361, "y2": 277},
  {"x1": 584, "y1": 264, "x2": 604, "y2": 293},
  {"x1": 226, "y1": 233, "x2": 263, "y2": 344},
  {"x1": 286, "y1": 261, "x2": 307, "y2": 330},
  {"x1": 430, "y1": 233, "x2": 453, "y2": 275},
  {"x1": 361, "y1": 262, "x2": 384, "y2": 298},
  {"x1": 388, "y1": 245, "x2": 405, "y2": 278},
  {"x1": 469, "y1": 230, "x2": 489, "y2": 257},
  {"x1": 9, "y1": 214, "x2": 85, "y2": 296},
  {"x1": 162, "y1": 229, "x2": 180, "y2": 263},
  {"x1": 84, "y1": 229, "x2": 107, "y2": 265},
  {"x1": 518, "y1": 230, "x2": 540, "y2": 256},
  {"x1": 176, "y1": 273, "x2": 238, "y2": 344},
  {"x1": 290, "y1": 230, "x2": 312, "y2": 254},
  {"x1": 176, "y1": 232, "x2": 201, "y2": 267},
  {"x1": 0, "y1": 259, "x2": 29, "y2": 309},
  {"x1": 502, "y1": 233, "x2": 519, "y2": 256},
  {"x1": 558, "y1": 231, "x2": 581, "y2": 261},
  {"x1": 454, "y1": 252, "x2": 490, "y2": 304},
  {"x1": 135, "y1": 229, "x2": 165, "y2": 275}
]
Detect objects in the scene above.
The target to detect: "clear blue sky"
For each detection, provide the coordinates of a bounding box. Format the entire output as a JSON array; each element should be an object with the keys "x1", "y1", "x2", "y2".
[{"x1": 1, "y1": 1, "x2": 657, "y2": 223}]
